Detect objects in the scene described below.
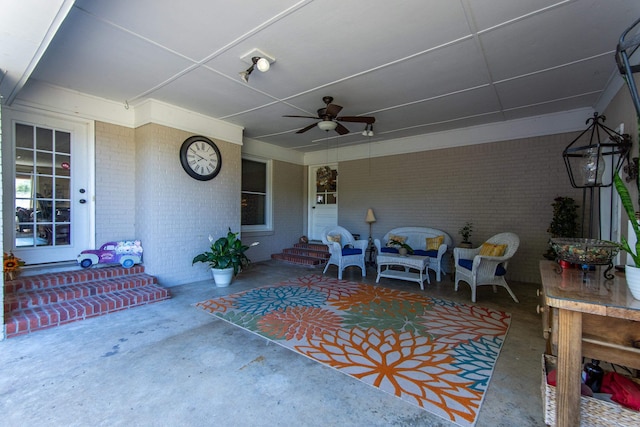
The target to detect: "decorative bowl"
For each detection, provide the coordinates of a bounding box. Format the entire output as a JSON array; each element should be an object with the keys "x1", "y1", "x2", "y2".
[{"x1": 550, "y1": 238, "x2": 619, "y2": 265}]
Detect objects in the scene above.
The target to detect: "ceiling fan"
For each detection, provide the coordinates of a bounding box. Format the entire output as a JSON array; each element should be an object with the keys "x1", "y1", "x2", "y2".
[{"x1": 284, "y1": 96, "x2": 376, "y2": 135}]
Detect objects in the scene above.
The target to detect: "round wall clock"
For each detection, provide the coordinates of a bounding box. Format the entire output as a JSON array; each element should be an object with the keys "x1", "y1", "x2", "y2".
[{"x1": 179, "y1": 135, "x2": 222, "y2": 181}]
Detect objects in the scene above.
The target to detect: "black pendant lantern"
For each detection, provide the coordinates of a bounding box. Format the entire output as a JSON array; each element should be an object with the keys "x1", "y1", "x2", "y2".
[{"x1": 563, "y1": 112, "x2": 631, "y2": 189}]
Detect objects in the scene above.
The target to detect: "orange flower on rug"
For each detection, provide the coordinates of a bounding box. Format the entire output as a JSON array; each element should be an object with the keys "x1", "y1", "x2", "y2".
[{"x1": 195, "y1": 275, "x2": 510, "y2": 426}]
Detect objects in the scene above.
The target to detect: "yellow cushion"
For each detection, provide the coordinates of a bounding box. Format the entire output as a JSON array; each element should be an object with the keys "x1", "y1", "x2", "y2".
[
  {"x1": 426, "y1": 235, "x2": 444, "y2": 250},
  {"x1": 386, "y1": 234, "x2": 407, "y2": 247},
  {"x1": 327, "y1": 234, "x2": 341, "y2": 244},
  {"x1": 479, "y1": 243, "x2": 507, "y2": 257}
]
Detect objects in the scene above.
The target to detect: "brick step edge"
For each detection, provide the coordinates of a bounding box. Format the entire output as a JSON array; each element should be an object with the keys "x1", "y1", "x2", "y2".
[
  {"x1": 293, "y1": 243, "x2": 328, "y2": 252},
  {"x1": 282, "y1": 247, "x2": 331, "y2": 259},
  {"x1": 4, "y1": 284, "x2": 171, "y2": 338},
  {"x1": 4, "y1": 274, "x2": 158, "y2": 312},
  {"x1": 271, "y1": 253, "x2": 327, "y2": 266},
  {"x1": 4, "y1": 265, "x2": 146, "y2": 294}
]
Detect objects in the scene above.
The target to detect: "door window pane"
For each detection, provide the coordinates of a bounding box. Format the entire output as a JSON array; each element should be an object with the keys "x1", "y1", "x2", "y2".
[{"x1": 14, "y1": 124, "x2": 72, "y2": 248}]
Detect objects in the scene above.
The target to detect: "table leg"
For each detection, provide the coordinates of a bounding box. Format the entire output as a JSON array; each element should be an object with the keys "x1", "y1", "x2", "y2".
[{"x1": 556, "y1": 309, "x2": 582, "y2": 427}]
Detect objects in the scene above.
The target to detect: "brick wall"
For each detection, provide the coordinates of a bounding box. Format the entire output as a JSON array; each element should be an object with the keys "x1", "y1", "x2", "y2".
[
  {"x1": 95, "y1": 122, "x2": 136, "y2": 243},
  {"x1": 133, "y1": 123, "x2": 241, "y2": 286},
  {"x1": 338, "y1": 132, "x2": 584, "y2": 285}
]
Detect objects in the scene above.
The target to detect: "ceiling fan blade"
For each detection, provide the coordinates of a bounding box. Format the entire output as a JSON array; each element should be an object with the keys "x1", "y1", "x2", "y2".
[
  {"x1": 296, "y1": 122, "x2": 319, "y2": 134},
  {"x1": 325, "y1": 103, "x2": 343, "y2": 117},
  {"x1": 283, "y1": 115, "x2": 319, "y2": 119},
  {"x1": 335, "y1": 123, "x2": 350, "y2": 135},
  {"x1": 336, "y1": 116, "x2": 376, "y2": 124}
]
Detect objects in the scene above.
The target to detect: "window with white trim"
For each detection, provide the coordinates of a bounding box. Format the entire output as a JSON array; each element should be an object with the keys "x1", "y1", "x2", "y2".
[{"x1": 241, "y1": 156, "x2": 272, "y2": 232}]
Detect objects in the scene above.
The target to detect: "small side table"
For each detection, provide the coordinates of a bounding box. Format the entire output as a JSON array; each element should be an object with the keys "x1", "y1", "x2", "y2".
[{"x1": 366, "y1": 239, "x2": 377, "y2": 266}]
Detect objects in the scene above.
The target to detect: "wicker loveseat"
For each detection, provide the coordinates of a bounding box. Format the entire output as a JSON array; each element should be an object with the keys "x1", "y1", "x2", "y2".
[{"x1": 374, "y1": 227, "x2": 452, "y2": 282}]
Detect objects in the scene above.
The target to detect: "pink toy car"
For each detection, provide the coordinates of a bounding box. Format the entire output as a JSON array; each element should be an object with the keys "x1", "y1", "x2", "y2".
[{"x1": 77, "y1": 240, "x2": 143, "y2": 268}]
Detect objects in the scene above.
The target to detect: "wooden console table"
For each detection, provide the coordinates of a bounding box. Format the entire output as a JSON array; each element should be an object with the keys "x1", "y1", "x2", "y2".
[{"x1": 539, "y1": 260, "x2": 640, "y2": 426}]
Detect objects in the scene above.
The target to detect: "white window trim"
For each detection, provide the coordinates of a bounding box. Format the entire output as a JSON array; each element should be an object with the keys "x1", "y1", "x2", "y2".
[{"x1": 241, "y1": 155, "x2": 272, "y2": 232}]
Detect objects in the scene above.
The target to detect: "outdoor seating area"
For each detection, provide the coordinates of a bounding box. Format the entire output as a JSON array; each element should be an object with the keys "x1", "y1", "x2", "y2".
[{"x1": 374, "y1": 227, "x2": 452, "y2": 282}]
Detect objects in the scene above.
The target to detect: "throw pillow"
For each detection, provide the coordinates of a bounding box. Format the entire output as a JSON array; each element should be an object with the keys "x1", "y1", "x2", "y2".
[
  {"x1": 386, "y1": 234, "x2": 407, "y2": 248},
  {"x1": 426, "y1": 235, "x2": 444, "y2": 250},
  {"x1": 326, "y1": 234, "x2": 341, "y2": 244},
  {"x1": 479, "y1": 243, "x2": 507, "y2": 257}
]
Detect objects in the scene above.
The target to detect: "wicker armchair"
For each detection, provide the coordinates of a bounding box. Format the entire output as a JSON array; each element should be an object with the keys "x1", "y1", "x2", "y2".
[
  {"x1": 453, "y1": 232, "x2": 520, "y2": 303},
  {"x1": 322, "y1": 226, "x2": 367, "y2": 280}
]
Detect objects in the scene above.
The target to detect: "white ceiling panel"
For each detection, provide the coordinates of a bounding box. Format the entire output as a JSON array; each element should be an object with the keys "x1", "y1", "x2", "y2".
[{"x1": 3, "y1": 0, "x2": 640, "y2": 153}]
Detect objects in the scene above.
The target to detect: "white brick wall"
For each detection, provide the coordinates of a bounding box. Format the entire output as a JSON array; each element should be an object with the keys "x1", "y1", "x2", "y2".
[
  {"x1": 95, "y1": 122, "x2": 136, "y2": 243},
  {"x1": 133, "y1": 124, "x2": 241, "y2": 286},
  {"x1": 338, "y1": 133, "x2": 584, "y2": 284}
]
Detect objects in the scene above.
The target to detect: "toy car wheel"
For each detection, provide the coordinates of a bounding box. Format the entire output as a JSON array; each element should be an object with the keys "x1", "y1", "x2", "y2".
[
  {"x1": 80, "y1": 258, "x2": 93, "y2": 269},
  {"x1": 121, "y1": 258, "x2": 134, "y2": 268}
]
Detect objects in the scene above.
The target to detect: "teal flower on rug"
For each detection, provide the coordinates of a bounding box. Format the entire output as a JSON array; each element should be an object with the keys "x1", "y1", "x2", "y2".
[
  {"x1": 234, "y1": 286, "x2": 327, "y2": 315},
  {"x1": 450, "y1": 336, "x2": 504, "y2": 392}
]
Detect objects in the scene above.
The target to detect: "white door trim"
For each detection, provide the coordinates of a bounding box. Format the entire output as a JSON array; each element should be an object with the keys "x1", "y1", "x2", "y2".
[{"x1": 2, "y1": 106, "x2": 95, "y2": 264}]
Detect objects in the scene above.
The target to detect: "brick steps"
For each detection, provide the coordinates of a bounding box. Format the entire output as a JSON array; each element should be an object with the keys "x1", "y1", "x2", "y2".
[
  {"x1": 3, "y1": 265, "x2": 170, "y2": 338},
  {"x1": 271, "y1": 242, "x2": 330, "y2": 266}
]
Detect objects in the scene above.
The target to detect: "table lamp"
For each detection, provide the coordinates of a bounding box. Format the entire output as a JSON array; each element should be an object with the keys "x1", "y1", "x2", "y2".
[{"x1": 365, "y1": 208, "x2": 376, "y2": 242}]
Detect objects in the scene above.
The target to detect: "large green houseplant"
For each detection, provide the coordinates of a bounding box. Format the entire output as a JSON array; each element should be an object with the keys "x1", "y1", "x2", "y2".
[
  {"x1": 192, "y1": 228, "x2": 257, "y2": 286},
  {"x1": 613, "y1": 118, "x2": 640, "y2": 299},
  {"x1": 613, "y1": 117, "x2": 640, "y2": 266},
  {"x1": 614, "y1": 172, "x2": 640, "y2": 266}
]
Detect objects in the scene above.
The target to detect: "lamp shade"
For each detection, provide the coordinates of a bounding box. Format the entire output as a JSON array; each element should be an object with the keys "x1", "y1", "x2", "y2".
[{"x1": 365, "y1": 208, "x2": 376, "y2": 223}]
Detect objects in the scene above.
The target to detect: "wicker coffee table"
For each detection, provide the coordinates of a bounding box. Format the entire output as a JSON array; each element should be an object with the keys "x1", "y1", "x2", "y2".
[{"x1": 376, "y1": 252, "x2": 430, "y2": 289}]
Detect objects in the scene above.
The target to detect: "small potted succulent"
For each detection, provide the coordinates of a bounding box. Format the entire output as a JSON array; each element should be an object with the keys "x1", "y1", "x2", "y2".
[
  {"x1": 458, "y1": 222, "x2": 474, "y2": 248},
  {"x1": 192, "y1": 228, "x2": 258, "y2": 287}
]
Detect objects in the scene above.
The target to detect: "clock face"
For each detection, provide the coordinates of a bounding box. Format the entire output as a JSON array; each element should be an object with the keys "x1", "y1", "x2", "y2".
[{"x1": 179, "y1": 136, "x2": 222, "y2": 181}]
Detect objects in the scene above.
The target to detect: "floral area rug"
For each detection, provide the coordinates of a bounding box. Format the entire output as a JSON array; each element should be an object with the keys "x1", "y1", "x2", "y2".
[{"x1": 195, "y1": 275, "x2": 511, "y2": 426}]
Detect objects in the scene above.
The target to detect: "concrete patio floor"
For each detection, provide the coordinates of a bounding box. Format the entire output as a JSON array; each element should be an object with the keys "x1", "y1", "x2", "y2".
[{"x1": 0, "y1": 261, "x2": 546, "y2": 426}]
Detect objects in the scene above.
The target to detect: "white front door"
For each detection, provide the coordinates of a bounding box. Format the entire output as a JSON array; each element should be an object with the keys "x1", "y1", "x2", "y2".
[
  {"x1": 2, "y1": 109, "x2": 94, "y2": 264},
  {"x1": 308, "y1": 164, "x2": 338, "y2": 241}
]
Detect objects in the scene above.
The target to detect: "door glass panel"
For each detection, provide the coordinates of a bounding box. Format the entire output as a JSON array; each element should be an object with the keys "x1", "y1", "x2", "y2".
[
  {"x1": 15, "y1": 124, "x2": 72, "y2": 248},
  {"x1": 315, "y1": 166, "x2": 337, "y2": 205}
]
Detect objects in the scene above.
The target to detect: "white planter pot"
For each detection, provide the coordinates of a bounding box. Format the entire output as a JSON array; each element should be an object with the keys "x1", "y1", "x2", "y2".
[
  {"x1": 211, "y1": 267, "x2": 234, "y2": 287},
  {"x1": 624, "y1": 265, "x2": 640, "y2": 300}
]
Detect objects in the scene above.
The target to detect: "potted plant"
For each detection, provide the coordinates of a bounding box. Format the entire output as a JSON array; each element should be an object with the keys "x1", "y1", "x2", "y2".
[
  {"x1": 544, "y1": 197, "x2": 579, "y2": 261},
  {"x1": 192, "y1": 228, "x2": 258, "y2": 287},
  {"x1": 389, "y1": 239, "x2": 413, "y2": 256},
  {"x1": 614, "y1": 118, "x2": 640, "y2": 298},
  {"x1": 458, "y1": 222, "x2": 474, "y2": 248}
]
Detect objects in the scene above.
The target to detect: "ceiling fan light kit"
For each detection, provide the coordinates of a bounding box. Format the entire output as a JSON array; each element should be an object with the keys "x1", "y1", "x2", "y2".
[
  {"x1": 284, "y1": 96, "x2": 376, "y2": 136},
  {"x1": 317, "y1": 120, "x2": 338, "y2": 131}
]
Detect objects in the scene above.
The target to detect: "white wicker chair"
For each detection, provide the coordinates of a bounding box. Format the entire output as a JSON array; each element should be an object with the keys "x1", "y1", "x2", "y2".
[
  {"x1": 322, "y1": 226, "x2": 367, "y2": 280},
  {"x1": 453, "y1": 232, "x2": 520, "y2": 303}
]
